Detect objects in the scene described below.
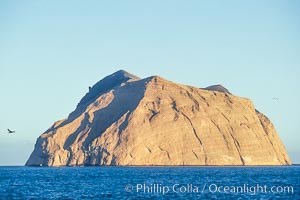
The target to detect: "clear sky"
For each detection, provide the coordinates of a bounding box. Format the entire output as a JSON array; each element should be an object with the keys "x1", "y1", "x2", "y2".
[{"x1": 0, "y1": 0, "x2": 299, "y2": 165}]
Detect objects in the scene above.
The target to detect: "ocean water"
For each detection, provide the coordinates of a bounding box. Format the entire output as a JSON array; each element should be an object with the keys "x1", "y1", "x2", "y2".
[{"x1": 0, "y1": 166, "x2": 299, "y2": 200}]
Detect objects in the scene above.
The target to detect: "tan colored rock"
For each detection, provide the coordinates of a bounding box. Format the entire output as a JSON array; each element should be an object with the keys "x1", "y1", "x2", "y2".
[{"x1": 26, "y1": 70, "x2": 291, "y2": 166}]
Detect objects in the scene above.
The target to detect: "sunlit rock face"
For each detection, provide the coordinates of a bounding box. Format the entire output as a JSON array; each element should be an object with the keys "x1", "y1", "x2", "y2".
[{"x1": 26, "y1": 70, "x2": 291, "y2": 166}]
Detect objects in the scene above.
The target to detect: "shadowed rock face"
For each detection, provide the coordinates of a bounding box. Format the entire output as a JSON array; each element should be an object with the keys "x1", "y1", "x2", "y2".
[
  {"x1": 204, "y1": 85, "x2": 231, "y2": 94},
  {"x1": 26, "y1": 71, "x2": 291, "y2": 166}
]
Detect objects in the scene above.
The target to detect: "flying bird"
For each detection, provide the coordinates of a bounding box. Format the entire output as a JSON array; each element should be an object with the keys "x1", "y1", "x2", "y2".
[{"x1": 7, "y1": 129, "x2": 15, "y2": 133}]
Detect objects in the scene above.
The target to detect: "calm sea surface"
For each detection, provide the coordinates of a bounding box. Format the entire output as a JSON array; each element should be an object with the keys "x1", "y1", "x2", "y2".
[{"x1": 0, "y1": 166, "x2": 299, "y2": 200}]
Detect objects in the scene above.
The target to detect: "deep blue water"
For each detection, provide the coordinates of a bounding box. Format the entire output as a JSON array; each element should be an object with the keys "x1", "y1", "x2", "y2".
[{"x1": 0, "y1": 166, "x2": 299, "y2": 200}]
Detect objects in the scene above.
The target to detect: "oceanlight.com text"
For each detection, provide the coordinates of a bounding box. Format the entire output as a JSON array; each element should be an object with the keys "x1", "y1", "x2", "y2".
[{"x1": 125, "y1": 183, "x2": 294, "y2": 196}]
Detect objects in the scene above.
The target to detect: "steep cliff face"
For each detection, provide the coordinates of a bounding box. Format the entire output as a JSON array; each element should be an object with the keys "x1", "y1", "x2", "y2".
[{"x1": 26, "y1": 70, "x2": 291, "y2": 166}]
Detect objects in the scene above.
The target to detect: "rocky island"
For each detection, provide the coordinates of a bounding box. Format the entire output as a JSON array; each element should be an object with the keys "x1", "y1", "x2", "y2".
[{"x1": 26, "y1": 70, "x2": 291, "y2": 166}]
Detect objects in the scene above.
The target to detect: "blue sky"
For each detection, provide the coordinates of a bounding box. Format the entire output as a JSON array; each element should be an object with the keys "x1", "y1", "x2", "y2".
[{"x1": 0, "y1": 0, "x2": 299, "y2": 165}]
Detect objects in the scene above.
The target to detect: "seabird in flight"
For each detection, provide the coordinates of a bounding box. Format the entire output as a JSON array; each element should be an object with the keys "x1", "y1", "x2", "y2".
[{"x1": 7, "y1": 129, "x2": 15, "y2": 133}]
